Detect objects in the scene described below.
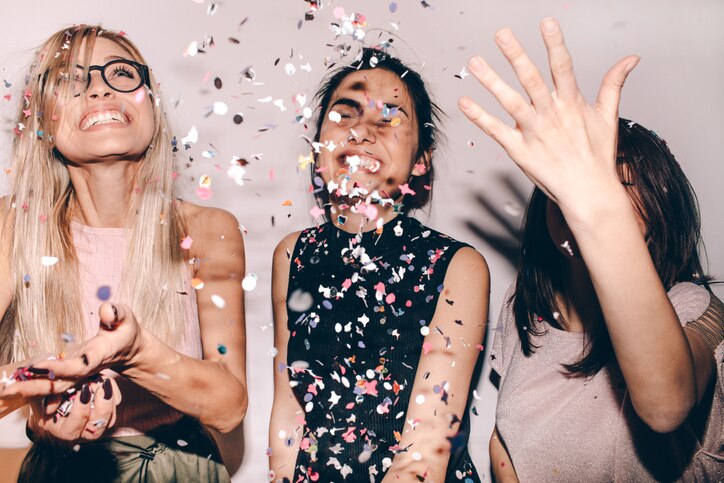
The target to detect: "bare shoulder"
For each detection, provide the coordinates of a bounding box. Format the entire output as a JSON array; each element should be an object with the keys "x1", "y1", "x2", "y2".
[
  {"x1": 447, "y1": 246, "x2": 490, "y2": 283},
  {"x1": 180, "y1": 202, "x2": 244, "y2": 277},
  {"x1": 274, "y1": 231, "x2": 303, "y2": 265},
  {"x1": 181, "y1": 202, "x2": 240, "y2": 238}
]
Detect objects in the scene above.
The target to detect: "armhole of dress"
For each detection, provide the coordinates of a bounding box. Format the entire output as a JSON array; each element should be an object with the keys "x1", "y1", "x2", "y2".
[{"x1": 685, "y1": 293, "x2": 724, "y2": 354}]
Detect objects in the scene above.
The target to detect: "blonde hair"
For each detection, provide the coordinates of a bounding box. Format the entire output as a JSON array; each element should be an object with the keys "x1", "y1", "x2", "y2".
[{"x1": 0, "y1": 25, "x2": 187, "y2": 363}]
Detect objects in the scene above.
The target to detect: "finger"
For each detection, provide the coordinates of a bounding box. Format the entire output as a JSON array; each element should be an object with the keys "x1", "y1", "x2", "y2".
[
  {"x1": 84, "y1": 380, "x2": 113, "y2": 440},
  {"x1": 98, "y1": 303, "x2": 121, "y2": 331},
  {"x1": 51, "y1": 384, "x2": 92, "y2": 441},
  {"x1": 595, "y1": 55, "x2": 640, "y2": 119},
  {"x1": 1, "y1": 377, "x2": 74, "y2": 398},
  {"x1": 458, "y1": 96, "x2": 519, "y2": 152},
  {"x1": 467, "y1": 56, "x2": 535, "y2": 128},
  {"x1": 494, "y1": 28, "x2": 553, "y2": 111},
  {"x1": 539, "y1": 17, "x2": 579, "y2": 101}
]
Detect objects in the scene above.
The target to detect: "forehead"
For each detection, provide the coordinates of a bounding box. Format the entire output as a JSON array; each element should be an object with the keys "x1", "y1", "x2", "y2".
[
  {"x1": 79, "y1": 37, "x2": 135, "y2": 64},
  {"x1": 331, "y1": 69, "x2": 411, "y2": 106}
]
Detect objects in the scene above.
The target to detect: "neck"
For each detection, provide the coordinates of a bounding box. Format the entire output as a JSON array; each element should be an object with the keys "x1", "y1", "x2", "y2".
[
  {"x1": 558, "y1": 258, "x2": 603, "y2": 333},
  {"x1": 330, "y1": 199, "x2": 399, "y2": 234},
  {"x1": 66, "y1": 160, "x2": 137, "y2": 228}
]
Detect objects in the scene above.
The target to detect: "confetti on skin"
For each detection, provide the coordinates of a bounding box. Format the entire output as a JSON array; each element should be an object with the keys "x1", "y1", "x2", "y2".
[
  {"x1": 211, "y1": 294, "x2": 226, "y2": 309},
  {"x1": 503, "y1": 201, "x2": 522, "y2": 217},
  {"x1": 191, "y1": 278, "x2": 205, "y2": 290},
  {"x1": 156, "y1": 372, "x2": 171, "y2": 381},
  {"x1": 180, "y1": 236, "x2": 193, "y2": 250},
  {"x1": 217, "y1": 344, "x2": 227, "y2": 355},
  {"x1": 96, "y1": 285, "x2": 111, "y2": 301}
]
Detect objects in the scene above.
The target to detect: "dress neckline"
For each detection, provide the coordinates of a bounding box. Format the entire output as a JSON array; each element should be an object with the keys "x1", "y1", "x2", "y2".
[{"x1": 70, "y1": 220, "x2": 129, "y2": 236}]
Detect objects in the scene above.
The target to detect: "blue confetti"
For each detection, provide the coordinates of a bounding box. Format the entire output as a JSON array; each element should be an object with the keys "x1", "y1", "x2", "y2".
[{"x1": 97, "y1": 285, "x2": 111, "y2": 301}]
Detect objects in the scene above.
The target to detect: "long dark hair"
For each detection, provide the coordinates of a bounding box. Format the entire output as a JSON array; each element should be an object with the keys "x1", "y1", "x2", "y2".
[
  {"x1": 512, "y1": 118, "x2": 709, "y2": 377},
  {"x1": 310, "y1": 47, "x2": 444, "y2": 213}
]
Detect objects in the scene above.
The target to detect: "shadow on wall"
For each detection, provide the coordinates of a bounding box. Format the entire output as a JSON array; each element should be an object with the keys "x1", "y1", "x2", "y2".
[{"x1": 465, "y1": 173, "x2": 529, "y2": 271}]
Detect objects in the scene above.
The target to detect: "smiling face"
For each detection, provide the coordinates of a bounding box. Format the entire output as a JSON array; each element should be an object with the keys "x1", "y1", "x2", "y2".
[
  {"x1": 316, "y1": 68, "x2": 426, "y2": 209},
  {"x1": 52, "y1": 37, "x2": 154, "y2": 165}
]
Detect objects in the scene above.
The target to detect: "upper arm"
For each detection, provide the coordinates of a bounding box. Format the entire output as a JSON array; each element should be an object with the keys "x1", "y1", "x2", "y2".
[
  {"x1": 271, "y1": 232, "x2": 301, "y2": 404},
  {"x1": 189, "y1": 206, "x2": 246, "y2": 383},
  {"x1": 402, "y1": 247, "x2": 490, "y2": 439}
]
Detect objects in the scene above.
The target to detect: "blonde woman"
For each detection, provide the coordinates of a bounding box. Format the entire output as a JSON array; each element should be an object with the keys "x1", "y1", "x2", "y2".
[{"x1": 0, "y1": 26, "x2": 247, "y2": 481}]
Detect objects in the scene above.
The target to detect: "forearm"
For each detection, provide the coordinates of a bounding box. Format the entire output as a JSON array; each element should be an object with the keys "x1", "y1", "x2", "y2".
[
  {"x1": 268, "y1": 410, "x2": 302, "y2": 482},
  {"x1": 563, "y1": 192, "x2": 696, "y2": 428},
  {"x1": 123, "y1": 328, "x2": 247, "y2": 432},
  {"x1": 490, "y1": 427, "x2": 518, "y2": 482}
]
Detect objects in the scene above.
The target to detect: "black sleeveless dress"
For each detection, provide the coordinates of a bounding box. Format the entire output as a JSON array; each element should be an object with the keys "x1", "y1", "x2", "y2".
[{"x1": 286, "y1": 215, "x2": 481, "y2": 482}]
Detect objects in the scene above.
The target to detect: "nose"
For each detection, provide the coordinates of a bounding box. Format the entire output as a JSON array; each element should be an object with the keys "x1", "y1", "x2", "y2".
[
  {"x1": 85, "y1": 71, "x2": 113, "y2": 100},
  {"x1": 348, "y1": 121, "x2": 376, "y2": 145}
]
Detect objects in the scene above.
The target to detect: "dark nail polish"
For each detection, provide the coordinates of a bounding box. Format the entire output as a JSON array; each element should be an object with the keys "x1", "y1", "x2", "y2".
[
  {"x1": 112, "y1": 305, "x2": 118, "y2": 323},
  {"x1": 81, "y1": 354, "x2": 89, "y2": 366},
  {"x1": 103, "y1": 379, "x2": 113, "y2": 400},
  {"x1": 27, "y1": 366, "x2": 49, "y2": 375},
  {"x1": 80, "y1": 384, "x2": 91, "y2": 404}
]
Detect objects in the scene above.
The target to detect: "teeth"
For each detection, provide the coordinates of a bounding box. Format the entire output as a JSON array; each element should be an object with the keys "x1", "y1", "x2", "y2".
[
  {"x1": 343, "y1": 155, "x2": 381, "y2": 173},
  {"x1": 80, "y1": 110, "x2": 128, "y2": 131}
]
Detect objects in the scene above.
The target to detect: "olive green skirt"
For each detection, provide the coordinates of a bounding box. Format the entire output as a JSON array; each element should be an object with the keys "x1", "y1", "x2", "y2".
[{"x1": 18, "y1": 418, "x2": 230, "y2": 483}]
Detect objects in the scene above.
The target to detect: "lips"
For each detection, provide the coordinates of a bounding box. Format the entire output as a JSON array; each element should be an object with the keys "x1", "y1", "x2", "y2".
[{"x1": 79, "y1": 109, "x2": 131, "y2": 131}]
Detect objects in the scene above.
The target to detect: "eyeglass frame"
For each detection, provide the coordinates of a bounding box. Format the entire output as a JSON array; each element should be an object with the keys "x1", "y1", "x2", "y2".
[{"x1": 74, "y1": 59, "x2": 151, "y2": 94}]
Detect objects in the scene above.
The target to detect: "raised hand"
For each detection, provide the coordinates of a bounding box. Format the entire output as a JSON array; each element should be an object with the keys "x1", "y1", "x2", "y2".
[
  {"x1": 458, "y1": 17, "x2": 639, "y2": 215},
  {"x1": 28, "y1": 376, "x2": 121, "y2": 442}
]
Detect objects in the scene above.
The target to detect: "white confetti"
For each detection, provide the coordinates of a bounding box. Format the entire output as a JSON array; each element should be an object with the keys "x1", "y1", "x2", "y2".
[
  {"x1": 41, "y1": 256, "x2": 58, "y2": 266},
  {"x1": 211, "y1": 294, "x2": 226, "y2": 308},
  {"x1": 242, "y1": 274, "x2": 258, "y2": 291}
]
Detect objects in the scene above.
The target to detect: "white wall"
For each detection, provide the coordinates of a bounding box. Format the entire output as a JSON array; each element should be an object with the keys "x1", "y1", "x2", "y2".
[{"x1": 1, "y1": 1, "x2": 722, "y2": 480}]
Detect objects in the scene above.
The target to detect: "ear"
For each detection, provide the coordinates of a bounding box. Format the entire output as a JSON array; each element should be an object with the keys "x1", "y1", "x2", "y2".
[{"x1": 411, "y1": 150, "x2": 432, "y2": 177}]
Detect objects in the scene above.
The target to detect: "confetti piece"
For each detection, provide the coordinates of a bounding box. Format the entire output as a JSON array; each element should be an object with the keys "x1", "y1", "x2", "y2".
[
  {"x1": 212, "y1": 101, "x2": 228, "y2": 115},
  {"x1": 217, "y1": 344, "x2": 227, "y2": 355},
  {"x1": 177, "y1": 439, "x2": 188, "y2": 447},
  {"x1": 503, "y1": 201, "x2": 522, "y2": 216},
  {"x1": 211, "y1": 294, "x2": 226, "y2": 308},
  {"x1": 156, "y1": 372, "x2": 171, "y2": 380},
  {"x1": 242, "y1": 274, "x2": 258, "y2": 291},
  {"x1": 96, "y1": 285, "x2": 111, "y2": 301},
  {"x1": 180, "y1": 236, "x2": 193, "y2": 250},
  {"x1": 233, "y1": 113, "x2": 244, "y2": 124},
  {"x1": 191, "y1": 278, "x2": 205, "y2": 290},
  {"x1": 328, "y1": 111, "x2": 342, "y2": 123}
]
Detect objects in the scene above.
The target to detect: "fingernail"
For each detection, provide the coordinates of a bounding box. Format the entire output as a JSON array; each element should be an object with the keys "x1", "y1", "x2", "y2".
[
  {"x1": 542, "y1": 17, "x2": 557, "y2": 34},
  {"x1": 27, "y1": 367, "x2": 50, "y2": 375},
  {"x1": 103, "y1": 379, "x2": 113, "y2": 400},
  {"x1": 496, "y1": 29, "x2": 512, "y2": 46},
  {"x1": 80, "y1": 384, "x2": 91, "y2": 404},
  {"x1": 112, "y1": 305, "x2": 118, "y2": 324},
  {"x1": 459, "y1": 97, "x2": 472, "y2": 109},
  {"x1": 81, "y1": 354, "x2": 89, "y2": 366},
  {"x1": 469, "y1": 57, "x2": 486, "y2": 74}
]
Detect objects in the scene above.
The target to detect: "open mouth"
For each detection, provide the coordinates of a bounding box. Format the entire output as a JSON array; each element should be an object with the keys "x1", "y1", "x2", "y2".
[
  {"x1": 80, "y1": 110, "x2": 130, "y2": 131},
  {"x1": 342, "y1": 154, "x2": 382, "y2": 173}
]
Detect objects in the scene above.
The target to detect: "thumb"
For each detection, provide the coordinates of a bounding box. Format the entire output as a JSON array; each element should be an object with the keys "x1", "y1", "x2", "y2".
[
  {"x1": 98, "y1": 303, "x2": 127, "y2": 331},
  {"x1": 595, "y1": 55, "x2": 639, "y2": 119}
]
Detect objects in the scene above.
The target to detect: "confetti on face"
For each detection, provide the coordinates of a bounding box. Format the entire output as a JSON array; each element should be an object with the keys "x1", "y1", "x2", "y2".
[
  {"x1": 217, "y1": 344, "x2": 227, "y2": 355},
  {"x1": 191, "y1": 278, "x2": 205, "y2": 290},
  {"x1": 180, "y1": 236, "x2": 193, "y2": 250}
]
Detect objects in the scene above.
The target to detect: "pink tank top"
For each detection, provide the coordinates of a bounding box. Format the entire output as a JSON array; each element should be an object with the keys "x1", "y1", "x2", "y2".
[{"x1": 71, "y1": 221, "x2": 202, "y2": 437}]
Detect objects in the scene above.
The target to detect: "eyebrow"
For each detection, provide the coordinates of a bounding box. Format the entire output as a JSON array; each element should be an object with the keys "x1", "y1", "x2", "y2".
[
  {"x1": 330, "y1": 97, "x2": 411, "y2": 119},
  {"x1": 76, "y1": 55, "x2": 130, "y2": 69}
]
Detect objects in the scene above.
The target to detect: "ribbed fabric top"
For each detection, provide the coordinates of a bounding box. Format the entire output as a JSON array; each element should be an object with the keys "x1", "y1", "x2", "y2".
[
  {"x1": 71, "y1": 222, "x2": 202, "y2": 437},
  {"x1": 286, "y1": 215, "x2": 479, "y2": 482},
  {"x1": 491, "y1": 281, "x2": 722, "y2": 482}
]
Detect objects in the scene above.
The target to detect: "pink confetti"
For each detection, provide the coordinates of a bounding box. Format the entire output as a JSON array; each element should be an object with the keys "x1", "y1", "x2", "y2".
[{"x1": 180, "y1": 236, "x2": 193, "y2": 250}]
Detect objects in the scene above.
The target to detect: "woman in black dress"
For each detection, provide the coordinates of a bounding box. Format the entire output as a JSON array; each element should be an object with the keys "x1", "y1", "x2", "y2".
[{"x1": 269, "y1": 48, "x2": 490, "y2": 483}]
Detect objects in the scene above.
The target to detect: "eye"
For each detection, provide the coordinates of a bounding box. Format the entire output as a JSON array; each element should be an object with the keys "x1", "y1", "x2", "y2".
[{"x1": 108, "y1": 65, "x2": 136, "y2": 79}]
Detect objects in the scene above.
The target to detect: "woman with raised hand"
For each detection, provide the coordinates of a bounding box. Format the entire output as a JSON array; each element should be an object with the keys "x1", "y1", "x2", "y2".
[
  {"x1": 459, "y1": 17, "x2": 723, "y2": 482},
  {"x1": 269, "y1": 48, "x2": 490, "y2": 482},
  {"x1": 0, "y1": 25, "x2": 247, "y2": 481}
]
